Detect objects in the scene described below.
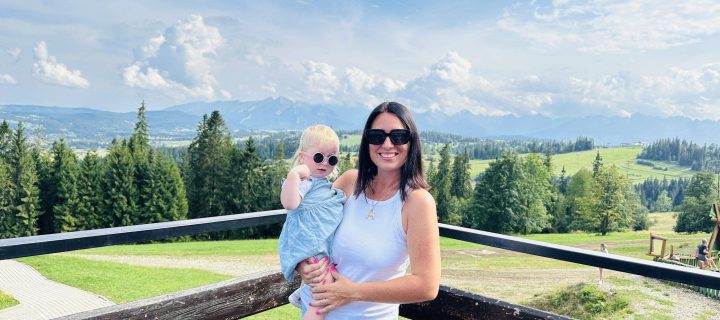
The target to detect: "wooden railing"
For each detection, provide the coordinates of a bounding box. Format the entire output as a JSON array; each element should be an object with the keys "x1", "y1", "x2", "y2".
[{"x1": 3, "y1": 210, "x2": 720, "y2": 319}]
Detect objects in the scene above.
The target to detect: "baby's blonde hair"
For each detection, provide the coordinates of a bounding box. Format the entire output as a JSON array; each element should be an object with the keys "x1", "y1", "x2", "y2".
[{"x1": 291, "y1": 124, "x2": 340, "y2": 179}]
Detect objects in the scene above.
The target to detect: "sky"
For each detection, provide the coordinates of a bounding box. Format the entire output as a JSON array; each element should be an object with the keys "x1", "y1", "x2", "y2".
[{"x1": 1, "y1": 0, "x2": 720, "y2": 120}]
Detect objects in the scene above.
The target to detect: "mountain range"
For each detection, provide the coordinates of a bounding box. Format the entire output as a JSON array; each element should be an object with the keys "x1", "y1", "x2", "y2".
[{"x1": 1, "y1": 97, "x2": 719, "y2": 148}]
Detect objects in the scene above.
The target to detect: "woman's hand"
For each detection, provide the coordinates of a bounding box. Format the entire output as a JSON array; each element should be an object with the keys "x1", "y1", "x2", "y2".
[
  {"x1": 296, "y1": 257, "x2": 329, "y2": 288},
  {"x1": 310, "y1": 270, "x2": 355, "y2": 314}
]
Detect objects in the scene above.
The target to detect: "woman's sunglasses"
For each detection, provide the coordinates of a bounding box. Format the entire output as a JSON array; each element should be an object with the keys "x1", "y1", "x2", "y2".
[
  {"x1": 303, "y1": 152, "x2": 339, "y2": 166},
  {"x1": 365, "y1": 129, "x2": 412, "y2": 145}
]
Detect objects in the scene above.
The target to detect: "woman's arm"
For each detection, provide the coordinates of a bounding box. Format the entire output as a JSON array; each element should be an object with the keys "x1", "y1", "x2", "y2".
[
  {"x1": 312, "y1": 188, "x2": 440, "y2": 312},
  {"x1": 280, "y1": 164, "x2": 310, "y2": 210},
  {"x1": 332, "y1": 169, "x2": 357, "y2": 196}
]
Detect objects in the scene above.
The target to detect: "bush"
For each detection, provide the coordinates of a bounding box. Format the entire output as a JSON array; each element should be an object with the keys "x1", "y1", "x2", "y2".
[{"x1": 525, "y1": 283, "x2": 630, "y2": 320}]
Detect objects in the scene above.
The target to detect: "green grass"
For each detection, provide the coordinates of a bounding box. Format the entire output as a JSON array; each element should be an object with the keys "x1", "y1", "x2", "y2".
[
  {"x1": 340, "y1": 134, "x2": 361, "y2": 146},
  {"x1": 468, "y1": 146, "x2": 695, "y2": 183},
  {"x1": 71, "y1": 238, "x2": 280, "y2": 257},
  {"x1": 0, "y1": 291, "x2": 18, "y2": 310},
  {"x1": 18, "y1": 255, "x2": 232, "y2": 303}
]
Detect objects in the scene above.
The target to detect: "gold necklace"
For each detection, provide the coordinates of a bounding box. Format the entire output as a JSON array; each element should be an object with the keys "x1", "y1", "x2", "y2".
[{"x1": 366, "y1": 187, "x2": 396, "y2": 220}]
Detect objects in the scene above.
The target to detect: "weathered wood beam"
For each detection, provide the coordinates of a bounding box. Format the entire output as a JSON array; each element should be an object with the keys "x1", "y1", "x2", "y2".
[
  {"x1": 399, "y1": 285, "x2": 570, "y2": 320},
  {"x1": 57, "y1": 270, "x2": 300, "y2": 320}
]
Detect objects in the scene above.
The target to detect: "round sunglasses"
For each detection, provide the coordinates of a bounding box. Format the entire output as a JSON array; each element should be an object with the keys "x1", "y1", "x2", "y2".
[
  {"x1": 365, "y1": 129, "x2": 412, "y2": 145},
  {"x1": 302, "y1": 152, "x2": 339, "y2": 166}
]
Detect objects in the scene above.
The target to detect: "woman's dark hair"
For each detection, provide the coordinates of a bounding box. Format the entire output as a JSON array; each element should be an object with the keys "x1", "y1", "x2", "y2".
[{"x1": 354, "y1": 102, "x2": 429, "y2": 201}]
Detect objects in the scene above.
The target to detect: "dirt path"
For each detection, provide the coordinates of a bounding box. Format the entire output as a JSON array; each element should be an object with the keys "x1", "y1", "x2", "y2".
[{"x1": 0, "y1": 260, "x2": 113, "y2": 320}]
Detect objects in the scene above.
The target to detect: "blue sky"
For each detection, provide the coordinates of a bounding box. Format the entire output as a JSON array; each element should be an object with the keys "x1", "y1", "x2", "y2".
[{"x1": 1, "y1": 1, "x2": 720, "y2": 120}]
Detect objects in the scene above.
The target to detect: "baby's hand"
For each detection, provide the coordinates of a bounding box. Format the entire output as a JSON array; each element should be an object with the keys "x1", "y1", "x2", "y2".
[{"x1": 292, "y1": 164, "x2": 311, "y2": 180}]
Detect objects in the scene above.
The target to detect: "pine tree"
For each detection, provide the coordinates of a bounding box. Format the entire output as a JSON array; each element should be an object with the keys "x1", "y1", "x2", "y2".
[
  {"x1": 429, "y1": 144, "x2": 453, "y2": 223},
  {"x1": 35, "y1": 149, "x2": 54, "y2": 234},
  {"x1": 186, "y1": 111, "x2": 233, "y2": 219},
  {"x1": 464, "y1": 153, "x2": 523, "y2": 233},
  {"x1": 76, "y1": 150, "x2": 104, "y2": 230},
  {"x1": 10, "y1": 123, "x2": 41, "y2": 237},
  {"x1": 154, "y1": 152, "x2": 188, "y2": 222},
  {"x1": 102, "y1": 139, "x2": 137, "y2": 227},
  {"x1": 592, "y1": 151, "x2": 603, "y2": 178},
  {"x1": 130, "y1": 102, "x2": 152, "y2": 224},
  {"x1": 450, "y1": 150, "x2": 471, "y2": 198},
  {"x1": 140, "y1": 151, "x2": 188, "y2": 224},
  {"x1": 0, "y1": 161, "x2": 16, "y2": 238},
  {"x1": 268, "y1": 142, "x2": 289, "y2": 207},
  {"x1": 0, "y1": 121, "x2": 12, "y2": 162},
  {"x1": 50, "y1": 140, "x2": 80, "y2": 232}
]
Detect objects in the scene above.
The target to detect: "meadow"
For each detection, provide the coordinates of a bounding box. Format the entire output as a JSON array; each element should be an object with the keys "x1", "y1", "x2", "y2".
[
  {"x1": 13, "y1": 212, "x2": 719, "y2": 319},
  {"x1": 469, "y1": 146, "x2": 695, "y2": 183}
]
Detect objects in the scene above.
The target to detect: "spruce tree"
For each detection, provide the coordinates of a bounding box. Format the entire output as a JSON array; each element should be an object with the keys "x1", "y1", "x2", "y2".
[
  {"x1": 186, "y1": 111, "x2": 232, "y2": 219},
  {"x1": 464, "y1": 154, "x2": 523, "y2": 233},
  {"x1": 592, "y1": 151, "x2": 603, "y2": 178},
  {"x1": 130, "y1": 102, "x2": 152, "y2": 224},
  {"x1": 76, "y1": 150, "x2": 104, "y2": 230},
  {"x1": 450, "y1": 150, "x2": 471, "y2": 198},
  {"x1": 0, "y1": 121, "x2": 11, "y2": 162},
  {"x1": 11, "y1": 123, "x2": 41, "y2": 237},
  {"x1": 35, "y1": 148, "x2": 54, "y2": 234},
  {"x1": 0, "y1": 161, "x2": 16, "y2": 238},
  {"x1": 430, "y1": 144, "x2": 453, "y2": 223},
  {"x1": 50, "y1": 140, "x2": 80, "y2": 232},
  {"x1": 154, "y1": 152, "x2": 188, "y2": 222},
  {"x1": 102, "y1": 139, "x2": 137, "y2": 227}
]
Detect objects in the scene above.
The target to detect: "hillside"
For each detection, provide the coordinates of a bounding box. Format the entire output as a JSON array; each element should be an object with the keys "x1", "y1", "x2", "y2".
[{"x1": 468, "y1": 146, "x2": 696, "y2": 183}]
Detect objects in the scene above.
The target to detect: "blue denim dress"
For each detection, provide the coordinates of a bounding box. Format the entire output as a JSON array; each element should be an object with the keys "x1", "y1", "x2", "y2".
[{"x1": 279, "y1": 178, "x2": 345, "y2": 281}]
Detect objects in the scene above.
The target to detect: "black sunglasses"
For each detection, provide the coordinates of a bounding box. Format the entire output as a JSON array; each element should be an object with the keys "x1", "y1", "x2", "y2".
[
  {"x1": 303, "y1": 152, "x2": 339, "y2": 166},
  {"x1": 365, "y1": 129, "x2": 412, "y2": 145}
]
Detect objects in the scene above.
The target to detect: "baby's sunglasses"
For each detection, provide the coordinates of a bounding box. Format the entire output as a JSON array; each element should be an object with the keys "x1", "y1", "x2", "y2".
[
  {"x1": 365, "y1": 129, "x2": 412, "y2": 145},
  {"x1": 303, "y1": 152, "x2": 339, "y2": 166}
]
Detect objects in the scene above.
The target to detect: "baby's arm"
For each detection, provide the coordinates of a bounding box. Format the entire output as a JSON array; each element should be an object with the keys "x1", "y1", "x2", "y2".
[{"x1": 281, "y1": 164, "x2": 310, "y2": 210}]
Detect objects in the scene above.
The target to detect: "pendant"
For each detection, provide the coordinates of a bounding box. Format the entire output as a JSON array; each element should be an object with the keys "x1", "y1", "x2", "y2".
[{"x1": 367, "y1": 207, "x2": 375, "y2": 220}]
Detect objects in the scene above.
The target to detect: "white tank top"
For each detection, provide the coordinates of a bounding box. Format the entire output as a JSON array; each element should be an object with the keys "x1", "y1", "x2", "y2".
[{"x1": 328, "y1": 190, "x2": 409, "y2": 320}]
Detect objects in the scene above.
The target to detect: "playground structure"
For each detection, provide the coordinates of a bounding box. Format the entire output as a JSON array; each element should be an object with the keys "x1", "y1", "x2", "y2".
[{"x1": 648, "y1": 203, "x2": 720, "y2": 299}]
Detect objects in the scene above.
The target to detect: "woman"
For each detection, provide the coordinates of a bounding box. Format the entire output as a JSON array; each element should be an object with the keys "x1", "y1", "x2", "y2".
[{"x1": 297, "y1": 102, "x2": 440, "y2": 319}]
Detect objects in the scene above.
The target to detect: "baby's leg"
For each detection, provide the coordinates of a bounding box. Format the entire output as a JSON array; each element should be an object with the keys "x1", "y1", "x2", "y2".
[{"x1": 302, "y1": 263, "x2": 335, "y2": 320}]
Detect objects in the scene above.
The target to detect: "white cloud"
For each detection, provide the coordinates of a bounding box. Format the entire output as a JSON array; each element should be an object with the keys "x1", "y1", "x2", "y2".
[
  {"x1": 0, "y1": 74, "x2": 17, "y2": 85},
  {"x1": 499, "y1": 1, "x2": 720, "y2": 53},
  {"x1": 302, "y1": 61, "x2": 339, "y2": 102},
  {"x1": 32, "y1": 41, "x2": 90, "y2": 88},
  {"x1": 123, "y1": 15, "x2": 225, "y2": 100},
  {"x1": 6, "y1": 48, "x2": 21, "y2": 61}
]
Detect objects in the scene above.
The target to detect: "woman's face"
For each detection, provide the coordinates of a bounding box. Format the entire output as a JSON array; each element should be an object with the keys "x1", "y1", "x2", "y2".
[{"x1": 368, "y1": 112, "x2": 409, "y2": 174}]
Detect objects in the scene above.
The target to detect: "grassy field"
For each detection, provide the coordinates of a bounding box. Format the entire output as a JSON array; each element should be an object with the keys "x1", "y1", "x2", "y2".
[
  {"x1": 18, "y1": 255, "x2": 232, "y2": 303},
  {"x1": 469, "y1": 146, "x2": 695, "y2": 183}
]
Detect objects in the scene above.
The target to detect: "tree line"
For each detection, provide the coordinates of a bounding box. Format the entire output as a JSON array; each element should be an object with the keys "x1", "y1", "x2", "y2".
[
  {"x1": 1, "y1": 103, "x2": 713, "y2": 239},
  {"x1": 638, "y1": 138, "x2": 720, "y2": 171},
  {"x1": 428, "y1": 150, "x2": 649, "y2": 235},
  {"x1": 634, "y1": 177, "x2": 689, "y2": 212},
  {"x1": 0, "y1": 103, "x2": 188, "y2": 238}
]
